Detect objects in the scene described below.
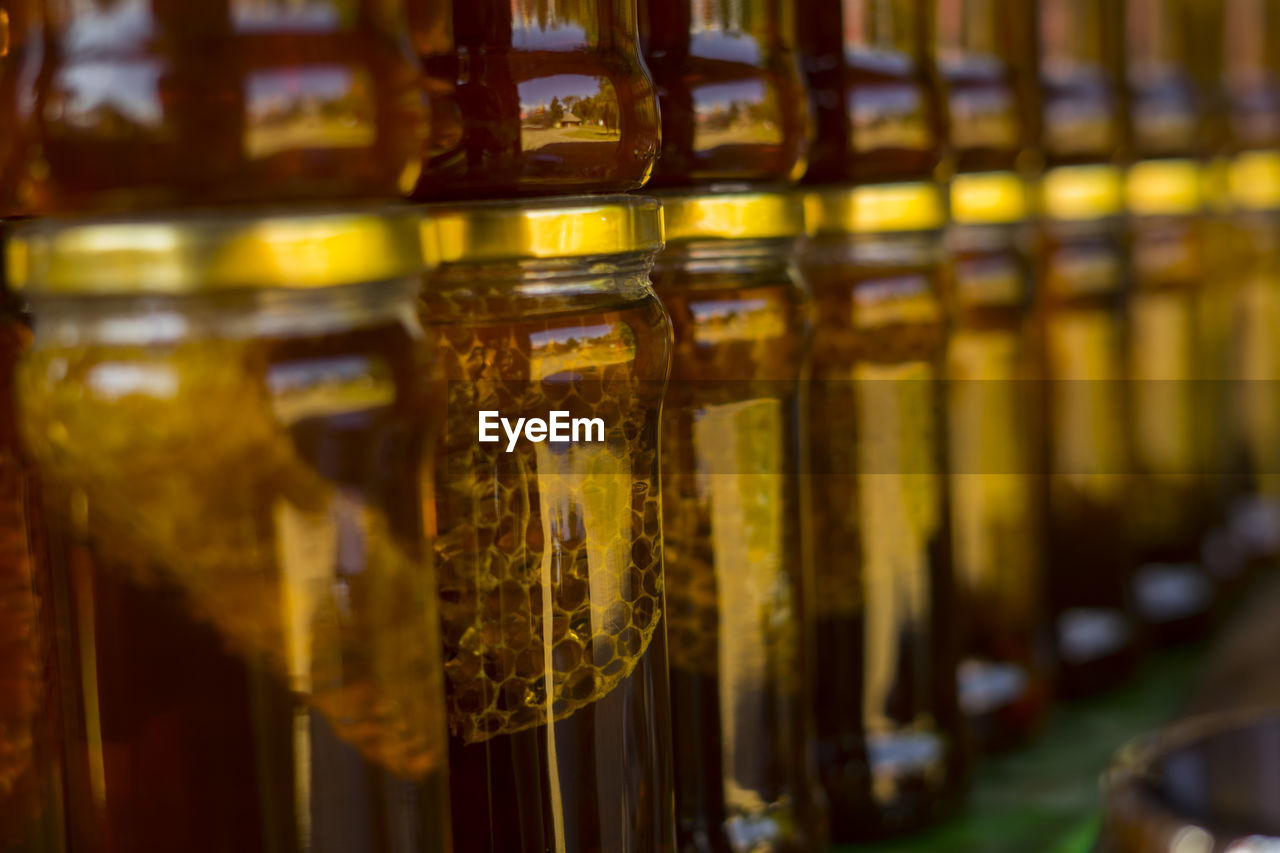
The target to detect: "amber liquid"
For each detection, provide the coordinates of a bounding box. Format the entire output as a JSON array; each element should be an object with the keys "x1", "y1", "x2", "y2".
[
  {"x1": 639, "y1": 0, "x2": 809, "y2": 186},
  {"x1": 946, "y1": 227, "x2": 1052, "y2": 751},
  {"x1": 30, "y1": 0, "x2": 426, "y2": 213},
  {"x1": 30, "y1": 314, "x2": 449, "y2": 853},
  {"x1": 0, "y1": 307, "x2": 58, "y2": 853},
  {"x1": 654, "y1": 263, "x2": 819, "y2": 853},
  {"x1": 411, "y1": 0, "x2": 660, "y2": 199},
  {"x1": 801, "y1": 238, "x2": 965, "y2": 841},
  {"x1": 797, "y1": 0, "x2": 943, "y2": 185},
  {"x1": 425, "y1": 287, "x2": 675, "y2": 853}
]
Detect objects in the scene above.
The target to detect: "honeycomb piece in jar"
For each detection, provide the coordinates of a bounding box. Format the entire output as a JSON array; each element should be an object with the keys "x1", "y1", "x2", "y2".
[
  {"x1": 433, "y1": 312, "x2": 664, "y2": 744},
  {"x1": 19, "y1": 339, "x2": 445, "y2": 780}
]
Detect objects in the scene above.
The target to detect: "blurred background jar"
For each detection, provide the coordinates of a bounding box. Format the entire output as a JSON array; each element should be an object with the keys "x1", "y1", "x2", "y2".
[
  {"x1": 418, "y1": 196, "x2": 676, "y2": 853},
  {"x1": 0, "y1": 0, "x2": 42, "y2": 216},
  {"x1": 410, "y1": 0, "x2": 660, "y2": 199},
  {"x1": 28, "y1": 0, "x2": 428, "y2": 213},
  {"x1": 1022, "y1": 0, "x2": 1143, "y2": 699},
  {"x1": 798, "y1": 0, "x2": 946, "y2": 187},
  {"x1": 1192, "y1": 0, "x2": 1280, "y2": 572},
  {"x1": 1117, "y1": 0, "x2": 1220, "y2": 645},
  {"x1": 652, "y1": 190, "x2": 823, "y2": 853},
  {"x1": 637, "y1": 0, "x2": 810, "y2": 187},
  {"x1": 800, "y1": 184, "x2": 967, "y2": 842},
  {"x1": 929, "y1": 0, "x2": 1052, "y2": 751},
  {"x1": 12, "y1": 209, "x2": 451, "y2": 853}
]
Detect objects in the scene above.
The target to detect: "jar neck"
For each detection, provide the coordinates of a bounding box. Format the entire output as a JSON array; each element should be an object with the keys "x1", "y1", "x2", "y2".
[
  {"x1": 801, "y1": 231, "x2": 944, "y2": 269},
  {"x1": 27, "y1": 278, "x2": 421, "y2": 348}
]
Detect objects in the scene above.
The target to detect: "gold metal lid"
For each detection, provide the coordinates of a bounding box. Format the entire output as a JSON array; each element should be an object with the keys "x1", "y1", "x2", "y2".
[
  {"x1": 1040, "y1": 164, "x2": 1124, "y2": 221},
  {"x1": 1126, "y1": 159, "x2": 1203, "y2": 217},
  {"x1": 950, "y1": 172, "x2": 1029, "y2": 226},
  {"x1": 420, "y1": 195, "x2": 664, "y2": 263},
  {"x1": 7, "y1": 207, "x2": 428, "y2": 296},
  {"x1": 659, "y1": 190, "x2": 805, "y2": 243},
  {"x1": 803, "y1": 182, "x2": 946, "y2": 237}
]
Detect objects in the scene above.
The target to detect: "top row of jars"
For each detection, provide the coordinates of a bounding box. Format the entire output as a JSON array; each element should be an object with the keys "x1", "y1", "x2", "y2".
[{"x1": 0, "y1": 0, "x2": 951, "y2": 214}]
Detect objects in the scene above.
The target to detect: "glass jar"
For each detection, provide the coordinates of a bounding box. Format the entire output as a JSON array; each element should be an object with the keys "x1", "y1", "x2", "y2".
[
  {"x1": 796, "y1": 0, "x2": 945, "y2": 186},
  {"x1": 933, "y1": 0, "x2": 1051, "y2": 752},
  {"x1": 638, "y1": 0, "x2": 810, "y2": 186},
  {"x1": 30, "y1": 0, "x2": 427, "y2": 213},
  {"x1": 800, "y1": 183, "x2": 967, "y2": 841},
  {"x1": 417, "y1": 197, "x2": 675, "y2": 853},
  {"x1": 12, "y1": 209, "x2": 451, "y2": 853},
  {"x1": 651, "y1": 191, "x2": 823, "y2": 852},
  {"x1": 410, "y1": 0, "x2": 661, "y2": 200},
  {"x1": 0, "y1": 263, "x2": 60, "y2": 853},
  {"x1": 1036, "y1": 165, "x2": 1142, "y2": 698}
]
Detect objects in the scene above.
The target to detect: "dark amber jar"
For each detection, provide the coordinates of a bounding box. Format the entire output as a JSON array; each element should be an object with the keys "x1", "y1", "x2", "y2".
[
  {"x1": 12, "y1": 209, "x2": 451, "y2": 853},
  {"x1": 650, "y1": 191, "x2": 822, "y2": 853},
  {"x1": 1028, "y1": 0, "x2": 1142, "y2": 699},
  {"x1": 800, "y1": 184, "x2": 968, "y2": 842},
  {"x1": 932, "y1": 0, "x2": 1051, "y2": 752},
  {"x1": 638, "y1": 0, "x2": 810, "y2": 186},
  {"x1": 411, "y1": 0, "x2": 660, "y2": 200},
  {"x1": 417, "y1": 197, "x2": 676, "y2": 853},
  {"x1": 797, "y1": 0, "x2": 944, "y2": 186},
  {"x1": 0, "y1": 1, "x2": 40, "y2": 216},
  {"x1": 29, "y1": 0, "x2": 426, "y2": 213}
]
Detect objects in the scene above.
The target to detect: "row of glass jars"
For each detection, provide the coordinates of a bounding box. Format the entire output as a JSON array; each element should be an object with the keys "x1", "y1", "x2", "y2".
[{"x1": 2, "y1": 152, "x2": 1258, "y2": 850}]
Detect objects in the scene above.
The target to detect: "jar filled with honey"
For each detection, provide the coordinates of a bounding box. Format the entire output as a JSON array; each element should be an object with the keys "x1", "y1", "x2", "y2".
[
  {"x1": 797, "y1": 0, "x2": 945, "y2": 187},
  {"x1": 1028, "y1": 0, "x2": 1142, "y2": 699},
  {"x1": 1119, "y1": 0, "x2": 1218, "y2": 645},
  {"x1": 12, "y1": 209, "x2": 451, "y2": 852},
  {"x1": 800, "y1": 184, "x2": 967, "y2": 841},
  {"x1": 29, "y1": 0, "x2": 428, "y2": 213},
  {"x1": 410, "y1": 0, "x2": 661, "y2": 200},
  {"x1": 638, "y1": 0, "x2": 810, "y2": 186},
  {"x1": 417, "y1": 197, "x2": 675, "y2": 853},
  {"x1": 650, "y1": 191, "x2": 823, "y2": 852},
  {"x1": 931, "y1": 0, "x2": 1051, "y2": 751}
]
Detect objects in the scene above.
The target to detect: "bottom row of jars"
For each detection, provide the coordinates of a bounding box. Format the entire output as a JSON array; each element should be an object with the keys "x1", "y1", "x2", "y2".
[{"x1": 2, "y1": 186, "x2": 1132, "y2": 852}]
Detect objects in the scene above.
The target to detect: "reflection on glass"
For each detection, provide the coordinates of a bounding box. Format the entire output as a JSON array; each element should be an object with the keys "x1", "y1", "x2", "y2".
[
  {"x1": 412, "y1": 0, "x2": 659, "y2": 198},
  {"x1": 640, "y1": 0, "x2": 809, "y2": 185},
  {"x1": 34, "y1": 0, "x2": 426, "y2": 211},
  {"x1": 798, "y1": 0, "x2": 942, "y2": 185},
  {"x1": 244, "y1": 66, "x2": 375, "y2": 158}
]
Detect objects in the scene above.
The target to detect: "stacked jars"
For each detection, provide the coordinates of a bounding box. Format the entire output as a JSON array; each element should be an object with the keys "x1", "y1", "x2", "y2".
[
  {"x1": 797, "y1": 0, "x2": 967, "y2": 841},
  {"x1": 930, "y1": 0, "x2": 1053, "y2": 751}
]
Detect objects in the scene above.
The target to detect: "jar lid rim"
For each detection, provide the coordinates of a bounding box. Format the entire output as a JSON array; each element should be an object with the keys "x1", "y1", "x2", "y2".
[
  {"x1": 7, "y1": 205, "x2": 428, "y2": 297},
  {"x1": 803, "y1": 181, "x2": 946, "y2": 236},
  {"x1": 656, "y1": 189, "x2": 805, "y2": 243},
  {"x1": 419, "y1": 194, "x2": 665, "y2": 263}
]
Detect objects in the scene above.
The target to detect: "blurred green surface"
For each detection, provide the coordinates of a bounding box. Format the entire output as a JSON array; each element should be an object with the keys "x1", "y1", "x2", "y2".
[{"x1": 835, "y1": 644, "x2": 1206, "y2": 853}]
